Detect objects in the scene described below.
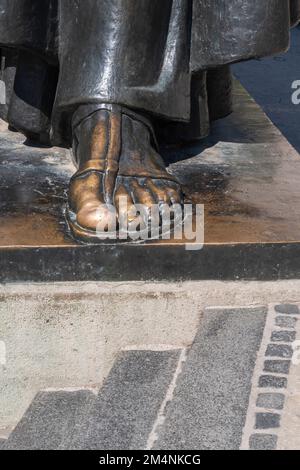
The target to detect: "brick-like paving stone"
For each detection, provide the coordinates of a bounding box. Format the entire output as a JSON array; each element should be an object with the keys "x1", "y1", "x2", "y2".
[
  {"x1": 255, "y1": 413, "x2": 281, "y2": 429},
  {"x1": 258, "y1": 375, "x2": 287, "y2": 389},
  {"x1": 274, "y1": 305, "x2": 300, "y2": 315},
  {"x1": 249, "y1": 434, "x2": 277, "y2": 450},
  {"x1": 275, "y1": 316, "x2": 298, "y2": 328},
  {"x1": 256, "y1": 393, "x2": 285, "y2": 410},
  {"x1": 265, "y1": 344, "x2": 293, "y2": 358},
  {"x1": 271, "y1": 330, "x2": 296, "y2": 342},
  {"x1": 263, "y1": 360, "x2": 291, "y2": 375}
]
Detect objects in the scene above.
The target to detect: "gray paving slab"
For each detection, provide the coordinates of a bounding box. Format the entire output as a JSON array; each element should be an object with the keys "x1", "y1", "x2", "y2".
[
  {"x1": 271, "y1": 330, "x2": 296, "y2": 342},
  {"x1": 255, "y1": 413, "x2": 281, "y2": 429},
  {"x1": 249, "y1": 434, "x2": 278, "y2": 450},
  {"x1": 256, "y1": 393, "x2": 285, "y2": 410},
  {"x1": 70, "y1": 350, "x2": 181, "y2": 450},
  {"x1": 274, "y1": 304, "x2": 300, "y2": 315},
  {"x1": 4, "y1": 350, "x2": 180, "y2": 450},
  {"x1": 5, "y1": 390, "x2": 95, "y2": 450},
  {"x1": 258, "y1": 375, "x2": 287, "y2": 388},
  {"x1": 263, "y1": 360, "x2": 291, "y2": 375},
  {"x1": 154, "y1": 307, "x2": 267, "y2": 450},
  {"x1": 275, "y1": 316, "x2": 298, "y2": 328},
  {"x1": 265, "y1": 344, "x2": 293, "y2": 358},
  {"x1": 0, "y1": 439, "x2": 6, "y2": 449}
]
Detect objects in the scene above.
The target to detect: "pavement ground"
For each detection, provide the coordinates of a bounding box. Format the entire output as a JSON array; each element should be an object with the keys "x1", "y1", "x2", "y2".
[{"x1": 1, "y1": 303, "x2": 300, "y2": 450}]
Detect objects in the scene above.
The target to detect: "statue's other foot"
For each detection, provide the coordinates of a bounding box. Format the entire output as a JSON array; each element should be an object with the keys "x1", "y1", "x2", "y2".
[{"x1": 67, "y1": 104, "x2": 183, "y2": 242}]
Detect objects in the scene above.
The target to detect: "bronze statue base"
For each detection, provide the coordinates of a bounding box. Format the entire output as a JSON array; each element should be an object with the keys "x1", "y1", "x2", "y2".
[{"x1": 1, "y1": 81, "x2": 300, "y2": 282}]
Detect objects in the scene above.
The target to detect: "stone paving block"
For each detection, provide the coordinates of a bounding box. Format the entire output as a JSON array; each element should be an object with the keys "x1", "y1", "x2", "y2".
[
  {"x1": 263, "y1": 360, "x2": 291, "y2": 375},
  {"x1": 0, "y1": 439, "x2": 6, "y2": 449},
  {"x1": 256, "y1": 393, "x2": 285, "y2": 410},
  {"x1": 258, "y1": 375, "x2": 287, "y2": 388},
  {"x1": 265, "y1": 344, "x2": 293, "y2": 358},
  {"x1": 275, "y1": 316, "x2": 298, "y2": 328},
  {"x1": 153, "y1": 307, "x2": 267, "y2": 450},
  {"x1": 271, "y1": 330, "x2": 296, "y2": 342},
  {"x1": 5, "y1": 390, "x2": 95, "y2": 450},
  {"x1": 70, "y1": 350, "x2": 181, "y2": 450},
  {"x1": 249, "y1": 434, "x2": 277, "y2": 450},
  {"x1": 274, "y1": 305, "x2": 299, "y2": 315},
  {"x1": 255, "y1": 413, "x2": 280, "y2": 429}
]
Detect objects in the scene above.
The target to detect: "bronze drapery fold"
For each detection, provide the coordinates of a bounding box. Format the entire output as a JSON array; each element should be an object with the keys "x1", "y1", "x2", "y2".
[{"x1": 0, "y1": 0, "x2": 298, "y2": 146}]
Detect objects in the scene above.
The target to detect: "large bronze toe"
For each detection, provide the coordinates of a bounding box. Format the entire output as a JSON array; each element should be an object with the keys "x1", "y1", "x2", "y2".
[{"x1": 67, "y1": 170, "x2": 117, "y2": 239}]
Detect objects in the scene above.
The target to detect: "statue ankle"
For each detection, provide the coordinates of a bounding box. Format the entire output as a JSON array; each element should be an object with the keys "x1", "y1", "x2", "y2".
[{"x1": 71, "y1": 103, "x2": 156, "y2": 169}]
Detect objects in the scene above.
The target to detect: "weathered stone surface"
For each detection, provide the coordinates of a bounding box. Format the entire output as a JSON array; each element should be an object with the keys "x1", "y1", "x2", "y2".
[
  {"x1": 271, "y1": 330, "x2": 296, "y2": 342},
  {"x1": 0, "y1": 281, "x2": 200, "y2": 436},
  {"x1": 265, "y1": 344, "x2": 293, "y2": 358},
  {"x1": 153, "y1": 307, "x2": 267, "y2": 450},
  {"x1": 5, "y1": 391, "x2": 95, "y2": 450},
  {"x1": 263, "y1": 360, "x2": 291, "y2": 374},
  {"x1": 255, "y1": 413, "x2": 281, "y2": 429},
  {"x1": 275, "y1": 316, "x2": 298, "y2": 328},
  {"x1": 258, "y1": 375, "x2": 287, "y2": 388},
  {"x1": 4, "y1": 350, "x2": 181, "y2": 450},
  {"x1": 0, "y1": 439, "x2": 6, "y2": 449},
  {"x1": 69, "y1": 350, "x2": 181, "y2": 450},
  {"x1": 256, "y1": 393, "x2": 285, "y2": 410},
  {"x1": 274, "y1": 304, "x2": 300, "y2": 315},
  {"x1": 249, "y1": 434, "x2": 277, "y2": 450}
]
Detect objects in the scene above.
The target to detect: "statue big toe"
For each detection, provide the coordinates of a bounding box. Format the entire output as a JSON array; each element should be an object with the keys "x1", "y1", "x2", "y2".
[{"x1": 67, "y1": 104, "x2": 183, "y2": 242}]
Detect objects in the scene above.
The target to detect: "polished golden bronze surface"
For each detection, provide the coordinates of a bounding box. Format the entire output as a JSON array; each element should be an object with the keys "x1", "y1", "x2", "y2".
[{"x1": 67, "y1": 104, "x2": 182, "y2": 242}]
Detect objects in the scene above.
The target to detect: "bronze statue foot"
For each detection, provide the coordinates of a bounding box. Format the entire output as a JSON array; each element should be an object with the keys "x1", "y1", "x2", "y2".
[{"x1": 67, "y1": 104, "x2": 183, "y2": 242}]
